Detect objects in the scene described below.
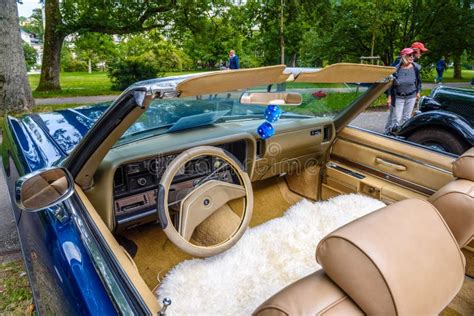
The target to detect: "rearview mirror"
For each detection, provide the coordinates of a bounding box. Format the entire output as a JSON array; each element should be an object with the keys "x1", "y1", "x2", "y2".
[
  {"x1": 15, "y1": 167, "x2": 74, "y2": 211},
  {"x1": 240, "y1": 92, "x2": 302, "y2": 106}
]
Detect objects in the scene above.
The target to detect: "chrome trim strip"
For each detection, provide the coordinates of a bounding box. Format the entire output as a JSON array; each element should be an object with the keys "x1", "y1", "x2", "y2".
[{"x1": 66, "y1": 199, "x2": 136, "y2": 314}]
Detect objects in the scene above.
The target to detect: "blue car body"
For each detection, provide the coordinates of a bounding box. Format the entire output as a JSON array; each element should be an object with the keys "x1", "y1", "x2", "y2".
[{"x1": 2, "y1": 105, "x2": 121, "y2": 314}]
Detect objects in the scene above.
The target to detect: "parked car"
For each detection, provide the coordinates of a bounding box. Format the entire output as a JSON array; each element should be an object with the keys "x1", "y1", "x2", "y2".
[
  {"x1": 396, "y1": 86, "x2": 474, "y2": 154},
  {"x1": 2, "y1": 64, "x2": 472, "y2": 315}
]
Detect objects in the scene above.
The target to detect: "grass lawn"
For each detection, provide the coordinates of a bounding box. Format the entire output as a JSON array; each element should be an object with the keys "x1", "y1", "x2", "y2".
[
  {"x1": 423, "y1": 68, "x2": 474, "y2": 83},
  {"x1": 29, "y1": 72, "x2": 117, "y2": 98},
  {"x1": 28, "y1": 69, "x2": 472, "y2": 99},
  {"x1": 29, "y1": 71, "x2": 201, "y2": 99},
  {"x1": 0, "y1": 260, "x2": 34, "y2": 314}
]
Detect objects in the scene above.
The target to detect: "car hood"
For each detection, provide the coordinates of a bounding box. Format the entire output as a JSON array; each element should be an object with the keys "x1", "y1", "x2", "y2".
[{"x1": 8, "y1": 103, "x2": 110, "y2": 171}]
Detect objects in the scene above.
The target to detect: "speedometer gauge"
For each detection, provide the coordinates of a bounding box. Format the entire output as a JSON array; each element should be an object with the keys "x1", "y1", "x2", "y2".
[{"x1": 149, "y1": 158, "x2": 165, "y2": 175}]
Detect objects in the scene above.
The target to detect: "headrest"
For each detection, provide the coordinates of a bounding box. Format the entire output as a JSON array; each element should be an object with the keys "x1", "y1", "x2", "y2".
[
  {"x1": 453, "y1": 147, "x2": 474, "y2": 181},
  {"x1": 316, "y1": 199, "x2": 465, "y2": 315}
]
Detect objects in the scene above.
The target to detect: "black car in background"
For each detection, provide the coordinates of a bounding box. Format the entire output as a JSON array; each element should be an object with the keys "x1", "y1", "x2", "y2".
[{"x1": 397, "y1": 86, "x2": 474, "y2": 155}]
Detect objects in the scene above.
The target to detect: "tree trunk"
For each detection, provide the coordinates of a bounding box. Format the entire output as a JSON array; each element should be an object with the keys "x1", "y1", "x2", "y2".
[
  {"x1": 453, "y1": 54, "x2": 462, "y2": 79},
  {"x1": 290, "y1": 53, "x2": 297, "y2": 67},
  {"x1": 280, "y1": 0, "x2": 285, "y2": 64},
  {"x1": 36, "y1": 0, "x2": 65, "y2": 91},
  {"x1": 88, "y1": 58, "x2": 92, "y2": 74},
  {"x1": 0, "y1": 0, "x2": 34, "y2": 112}
]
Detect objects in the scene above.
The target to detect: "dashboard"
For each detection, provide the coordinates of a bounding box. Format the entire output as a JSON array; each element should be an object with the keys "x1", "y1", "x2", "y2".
[
  {"x1": 86, "y1": 117, "x2": 335, "y2": 232},
  {"x1": 112, "y1": 140, "x2": 247, "y2": 231}
]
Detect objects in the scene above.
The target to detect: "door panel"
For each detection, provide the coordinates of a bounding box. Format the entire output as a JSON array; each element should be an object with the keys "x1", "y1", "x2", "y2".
[{"x1": 324, "y1": 127, "x2": 455, "y2": 203}]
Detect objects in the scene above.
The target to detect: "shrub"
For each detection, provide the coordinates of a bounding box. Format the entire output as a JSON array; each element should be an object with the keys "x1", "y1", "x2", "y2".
[
  {"x1": 62, "y1": 59, "x2": 88, "y2": 72},
  {"x1": 22, "y1": 42, "x2": 37, "y2": 71},
  {"x1": 107, "y1": 53, "x2": 162, "y2": 91}
]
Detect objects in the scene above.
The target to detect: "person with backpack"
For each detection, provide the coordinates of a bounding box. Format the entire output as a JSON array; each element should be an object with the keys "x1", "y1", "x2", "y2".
[
  {"x1": 384, "y1": 48, "x2": 422, "y2": 133},
  {"x1": 435, "y1": 57, "x2": 448, "y2": 83}
]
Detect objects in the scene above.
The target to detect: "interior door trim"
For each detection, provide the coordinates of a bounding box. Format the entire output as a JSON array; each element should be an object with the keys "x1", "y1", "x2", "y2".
[
  {"x1": 335, "y1": 136, "x2": 452, "y2": 175},
  {"x1": 330, "y1": 156, "x2": 435, "y2": 196}
]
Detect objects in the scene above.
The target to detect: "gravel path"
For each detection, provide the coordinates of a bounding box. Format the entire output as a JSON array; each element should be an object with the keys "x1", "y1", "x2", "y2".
[
  {"x1": 0, "y1": 161, "x2": 21, "y2": 263},
  {"x1": 35, "y1": 94, "x2": 118, "y2": 105},
  {"x1": 350, "y1": 110, "x2": 389, "y2": 133}
]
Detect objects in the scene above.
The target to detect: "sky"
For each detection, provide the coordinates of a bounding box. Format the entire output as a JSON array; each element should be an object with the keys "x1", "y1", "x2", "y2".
[{"x1": 17, "y1": 0, "x2": 42, "y2": 18}]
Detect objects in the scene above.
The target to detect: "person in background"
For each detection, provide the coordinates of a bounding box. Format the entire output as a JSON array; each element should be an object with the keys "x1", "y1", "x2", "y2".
[
  {"x1": 410, "y1": 41, "x2": 429, "y2": 61},
  {"x1": 228, "y1": 50, "x2": 240, "y2": 70},
  {"x1": 384, "y1": 41, "x2": 428, "y2": 134},
  {"x1": 436, "y1": 56, "x2": 448, "y2": 83},
  {"x1": 385, "y1": 48, "x2": 422, "y2": 132}
]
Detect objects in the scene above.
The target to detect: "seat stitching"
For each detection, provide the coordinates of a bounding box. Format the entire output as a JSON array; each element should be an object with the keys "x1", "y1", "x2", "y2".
[
  {"x1": 319, "y1": 296, "x2": 351, "y2": 316},
  {"x1": 253, "y1": 303, "x2": 290, "y2": 315}
]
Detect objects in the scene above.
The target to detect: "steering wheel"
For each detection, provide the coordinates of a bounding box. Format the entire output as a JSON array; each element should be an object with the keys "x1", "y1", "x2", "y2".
[{"x1": 157, "y1": 146, "x2": 253, "y2": 257}]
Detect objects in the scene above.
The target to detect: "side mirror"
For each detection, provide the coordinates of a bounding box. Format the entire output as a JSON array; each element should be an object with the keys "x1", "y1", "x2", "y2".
[{"x1": 15, "y1": 167, "x2": 74, "y2": 211}]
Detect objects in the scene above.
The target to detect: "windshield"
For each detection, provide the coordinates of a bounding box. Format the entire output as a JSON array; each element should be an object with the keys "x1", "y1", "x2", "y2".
[{"x1": 115, "y1": 82, "x2": 366, "y2": 146}]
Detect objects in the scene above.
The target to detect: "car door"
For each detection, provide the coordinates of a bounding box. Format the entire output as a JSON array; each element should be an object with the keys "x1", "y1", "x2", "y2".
[{"x1": 322, "y1": 126, "x2": 455, "y2": 204}]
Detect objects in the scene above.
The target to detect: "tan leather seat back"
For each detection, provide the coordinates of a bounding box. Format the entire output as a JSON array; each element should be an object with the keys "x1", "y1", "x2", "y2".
[
  {"x1": 316, "y1": 198, "x2": 465, "y2": 315},
  {"x1": 253, "y1": 270, "x2": 363, "y2": 316},
  {"x1": 452, "y1": 147, "x2": 474, "y2": 181},
  {"x1": 429, "y1": 148, "x2": 474, "y2": 248}
]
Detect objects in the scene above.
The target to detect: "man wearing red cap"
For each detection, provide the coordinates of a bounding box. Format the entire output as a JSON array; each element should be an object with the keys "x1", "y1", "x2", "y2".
[{"x1": 411, "y1": 42, "x2": 429, "y2": 60}]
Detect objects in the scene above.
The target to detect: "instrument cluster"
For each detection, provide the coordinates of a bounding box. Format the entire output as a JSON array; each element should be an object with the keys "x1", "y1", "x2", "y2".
[{"x1": 112, "y1": 140, "x2": 247, "y2": 231}]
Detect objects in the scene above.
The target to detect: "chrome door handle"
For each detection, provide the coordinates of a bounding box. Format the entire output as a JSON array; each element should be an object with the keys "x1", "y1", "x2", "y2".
[{"x1": 375, "y1": 157, "x2": 407, "y2": 171}]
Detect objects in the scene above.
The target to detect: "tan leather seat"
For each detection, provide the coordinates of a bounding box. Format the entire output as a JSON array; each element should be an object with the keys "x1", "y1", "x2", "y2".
[
  {"x1": 253, "y1": 199, "x2": 465, "y2": 316},
  {"x1": 429, "y1": 148, "x2": 474, "y2": 248}
]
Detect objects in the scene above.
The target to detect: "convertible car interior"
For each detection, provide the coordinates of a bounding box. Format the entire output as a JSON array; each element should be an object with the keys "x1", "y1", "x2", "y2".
[{"x1": 60, "y1": 65, "x2": 472, "y2": 314}]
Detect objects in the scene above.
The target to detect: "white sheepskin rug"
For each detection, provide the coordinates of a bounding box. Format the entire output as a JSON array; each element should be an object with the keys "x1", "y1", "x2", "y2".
[{"x1": 156, "y1": 194, "x2": 385, "y2": 315}]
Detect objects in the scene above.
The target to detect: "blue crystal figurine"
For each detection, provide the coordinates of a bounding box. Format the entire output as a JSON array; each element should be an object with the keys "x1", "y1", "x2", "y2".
[
  {"x1": 264, "y1": 104, "x2": 282, "y2": 123},
  {"x1": 257, "y1": 122, "x2": 275, "y2": 139}
]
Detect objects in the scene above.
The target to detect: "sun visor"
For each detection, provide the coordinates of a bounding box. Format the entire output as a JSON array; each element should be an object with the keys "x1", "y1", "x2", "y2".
[
  {"x1": 177, "y1": 65, "x2": 289, "y2": 97},
  {"x1": 294, "y1": 63, "x2": 395, "y2": 83}
]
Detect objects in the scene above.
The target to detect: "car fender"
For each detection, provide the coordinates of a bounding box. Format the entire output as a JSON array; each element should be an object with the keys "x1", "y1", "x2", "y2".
[{"x1": 397, "y1": 111, "x2": 474, "y2": 146}]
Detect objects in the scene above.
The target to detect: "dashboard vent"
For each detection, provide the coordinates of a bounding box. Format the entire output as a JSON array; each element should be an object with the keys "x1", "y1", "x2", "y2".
[
  {"x1": 256, "y1": 139, "x2": 264, "y2": 159},
  {"x1": 323, "y1": 125, "x2": 332, "y2": 142}
]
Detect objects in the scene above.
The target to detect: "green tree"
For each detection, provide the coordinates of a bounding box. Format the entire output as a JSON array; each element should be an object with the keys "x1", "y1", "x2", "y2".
[
  {"x1": 74, "y1": 33, "x2": 117, "y2": 73},
  {"x1": 169, "y1": 1, "x2": 246, "y2": 69},
  {"x1": 297, "y1": 0, "x2": 454, "y2": 66},
  {"x1": 243, "y1": 0, "x2": 311, "y2": 66},
  {"x1": 419, "y1": 0, "x2": 473, "y2": 79},
  {"x1": 22, "y1": 42, "x2": 38, "y2": 71},
  {"x1": 37, "y1": 0, "x2": 190, "y2": 91},
  {"x1": 20, "y1": 8, "x2": 44, "y2": 40}
]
